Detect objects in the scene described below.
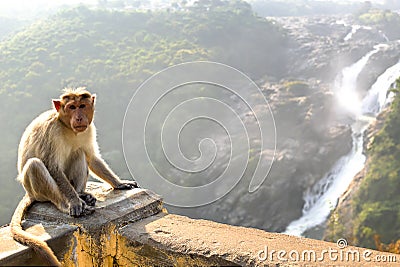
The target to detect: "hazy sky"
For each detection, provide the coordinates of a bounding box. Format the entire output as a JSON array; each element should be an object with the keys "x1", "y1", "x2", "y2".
[
  {"x1": 0, "y1": 0, "x2": 97, "y2": 17},
  {"x1": 0, "y1": 0, "x2": 387, "y2": 18},
  {"x1": 0, "y1": 0, "x2": 97, "y2": 9},
  {"x1": 0, "y1": 0, "x2": 386, "y2": 10}
]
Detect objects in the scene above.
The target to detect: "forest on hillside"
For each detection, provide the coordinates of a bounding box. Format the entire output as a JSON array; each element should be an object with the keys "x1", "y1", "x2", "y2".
[
  {"x1": 355, "y1": 79, "x2": 400, "y2": 249},
  {"x1": 0, "y1": 0, "x2": 289, "y2": 224}
]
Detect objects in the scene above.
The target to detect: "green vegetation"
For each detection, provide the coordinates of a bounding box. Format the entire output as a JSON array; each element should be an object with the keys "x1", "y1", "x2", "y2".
[
  {"x1": 4, "y1": 3, "x2": 287, "y2": 84},
  {"x1": 0, "y1": 1, "x2": 289, "y2": 225},
  {"x1": 357, "y1": 9, "x2": 400, "y2": 40},
  {"x1": 352, "y1": 79, "x2": 400, "y2": 249},
  {"x1": 283, "y1": 80, "x2": 309, "y2": 97},
  {"x1": 0, "y1": 2, "x2": 288, "y2": 100}
]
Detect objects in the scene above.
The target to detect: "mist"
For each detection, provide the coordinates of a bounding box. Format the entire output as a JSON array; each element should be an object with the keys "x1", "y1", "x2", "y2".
[{"x1": 0, "y1": 0, "x2": 398, "y2": 19}]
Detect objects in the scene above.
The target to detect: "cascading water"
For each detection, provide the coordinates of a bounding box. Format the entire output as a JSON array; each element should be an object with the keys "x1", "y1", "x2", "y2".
[
  {"x1": 334, "y1": 45, "x2": 384, "y2": 115},
  {"x1": 362, "y1": 61, "x2": 400, "y2": 114},
  {"x1": 335, "y1": 20, "x2": 372, "y2": 42},
  {"x1": 343, "y1": 25, "x2": 372, "y2": 42},
  {"x1": 284, "y1": 44, "x2": 400, "y2": 237}
]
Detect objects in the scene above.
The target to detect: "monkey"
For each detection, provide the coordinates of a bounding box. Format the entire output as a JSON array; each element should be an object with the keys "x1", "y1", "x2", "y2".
[{"x1": 10, "y1": 87, "x2": 138, "y2": 266}]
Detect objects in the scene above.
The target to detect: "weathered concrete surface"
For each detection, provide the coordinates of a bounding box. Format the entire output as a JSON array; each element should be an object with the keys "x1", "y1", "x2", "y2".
[
  {"x1": 0, "y1": 222, "x2": 77, "y2": 266},
  {"x1": 1, "y1": 181, "x2": 398, "y2": 266},
  {"x1": 118, "y1": 213, "x2": 399, "y2": 267},
  {"x1": 0, "y1": 181, "x2": 163, "y2": 266},
  {"x1": 26, "y1": 182, "x2": 163, "y2": 230}
]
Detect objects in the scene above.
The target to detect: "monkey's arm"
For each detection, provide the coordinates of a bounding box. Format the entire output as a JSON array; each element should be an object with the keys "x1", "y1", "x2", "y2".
[{"x1": 88, "y1": 155, "x2": 138, "y2": 189}]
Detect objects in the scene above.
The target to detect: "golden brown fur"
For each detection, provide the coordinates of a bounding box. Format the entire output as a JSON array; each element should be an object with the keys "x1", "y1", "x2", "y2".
[{"x1": 11, "y1": 88, "x2": 138, "y2": 266}]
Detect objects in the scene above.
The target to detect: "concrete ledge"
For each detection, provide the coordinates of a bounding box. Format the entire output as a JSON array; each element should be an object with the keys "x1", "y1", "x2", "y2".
[
  {"x1": 26, "y1": 182, "x2": 163, "y2": 230},
  {"x1": 118, "y1": 213, "x2": 399, "y2": 267},
  {"x1": 1, "y1": 182, "x2": 398, "y2": 266},
  {"x1": 0, "y1": 222, "x2": 77, "y2": 266},
  {"x1": 0, "y1": 182, "x2": 163, "y2": 266}
]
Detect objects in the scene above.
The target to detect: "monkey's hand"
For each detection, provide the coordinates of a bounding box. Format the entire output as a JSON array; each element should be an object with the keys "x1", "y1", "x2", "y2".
[
  {"x1": 70, "y1": 199, "x2": 95, "y2": 217},
  {"x1": 114, "y1": 181, "x2": 140, "y2": 190}
]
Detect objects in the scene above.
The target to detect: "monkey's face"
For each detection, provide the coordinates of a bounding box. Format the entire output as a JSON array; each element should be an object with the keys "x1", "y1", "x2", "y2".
[
  {"x1": 63, "y1": 98, "x2": 94, "y2": 133},
  {"x1": 54, "y1": 93, "x2": 95, "y2": 133}
]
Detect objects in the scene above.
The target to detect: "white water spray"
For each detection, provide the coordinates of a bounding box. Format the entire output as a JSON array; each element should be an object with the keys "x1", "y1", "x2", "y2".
[{"x1": 334, "y1": 45, "x2": 383, "y2": 116}]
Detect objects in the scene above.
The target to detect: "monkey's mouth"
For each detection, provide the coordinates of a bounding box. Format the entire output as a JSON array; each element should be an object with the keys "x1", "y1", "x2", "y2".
[{"x1": 73, "y1": 125, "x2": 88, "y2": 132}]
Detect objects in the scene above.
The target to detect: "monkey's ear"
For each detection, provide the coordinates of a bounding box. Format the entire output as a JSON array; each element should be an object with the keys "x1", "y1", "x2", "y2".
[
  {"x1": 91, "y1": 94, "x2": 96, "y2": 105},
  {"x1": 53, "y1": 100, "x2": 62, "y2": 112}
]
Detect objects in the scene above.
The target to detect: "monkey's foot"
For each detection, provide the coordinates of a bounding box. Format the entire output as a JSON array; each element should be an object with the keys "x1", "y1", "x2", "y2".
[
  {"x1": 79, "y1": 192, "x2": 97, "y2": 206},
  {"x1": 114, "y1": 181, "x2": 140, "y2": 190},
  {"x1": 70, "y1": 203, "x2": 95, "y2": 217},
  {"x1": 82, "y1": 205, "x2": 95, "y2": 216}
]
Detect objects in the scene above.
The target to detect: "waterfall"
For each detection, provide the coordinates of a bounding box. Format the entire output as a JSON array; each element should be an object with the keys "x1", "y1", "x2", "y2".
[
  {"x1": 334, "y1": 45, "x2": 383, "y2": 116},
  {"x1": 341, "y1": 24, "x2": 372, "y2": 42},
  {"x1": 284, "y1": 45, "x2": 400, "y2": 237},
  {"x1": 362, "y1": 61, "x2": 400, "y2": 114},
  {"x1": 344, "y1": 25, "x2": 361, "y2": 41}
]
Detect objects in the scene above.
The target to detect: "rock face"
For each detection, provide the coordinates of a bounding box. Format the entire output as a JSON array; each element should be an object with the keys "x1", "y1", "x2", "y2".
[
  {"x1": 170, "y1": 79, "x2": 352, "y2": 232},
  {"x1": 272, "y1": 16, "x2": 374, "y2": 82}
]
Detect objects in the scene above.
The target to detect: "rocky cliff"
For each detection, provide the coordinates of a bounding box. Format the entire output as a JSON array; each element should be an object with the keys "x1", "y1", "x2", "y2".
[
  {"x1": 164, "y1": 15, "x2": 359, "y2": 232},
  {"x1": 169, "y1": 13, "x2": 400, "y2": 233}
]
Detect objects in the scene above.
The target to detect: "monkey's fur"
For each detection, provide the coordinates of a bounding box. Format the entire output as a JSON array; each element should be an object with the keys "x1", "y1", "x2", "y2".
[{"x1": 10, "y1": 88, "x2": 138, "y2": 266}]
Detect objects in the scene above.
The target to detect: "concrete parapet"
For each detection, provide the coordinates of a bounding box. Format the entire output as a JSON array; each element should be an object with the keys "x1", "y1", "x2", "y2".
[{"x1": 0, "y1": 182, "x2": 398, "y2": 266}]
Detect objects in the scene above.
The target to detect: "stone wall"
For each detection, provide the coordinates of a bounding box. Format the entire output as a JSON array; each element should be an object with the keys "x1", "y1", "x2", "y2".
[{"x1": 0, "y1": 182, "x2": 398, "y2": 266}]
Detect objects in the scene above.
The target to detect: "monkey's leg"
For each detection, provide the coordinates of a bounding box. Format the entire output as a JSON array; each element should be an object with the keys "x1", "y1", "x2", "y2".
[
  {"x1": 20, "y1": 158, "x2": 69, "y2": 213},
  {"x1": 67, "y1": 150, "x2": 96, "y2": 207}
]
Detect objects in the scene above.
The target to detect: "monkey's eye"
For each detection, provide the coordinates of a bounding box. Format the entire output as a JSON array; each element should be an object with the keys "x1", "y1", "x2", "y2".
[
  {"x1": 69, "y1": 105, "x2": 76, "y2": 110},
  {"x1": 79, "y1": 104, "x2": 86, "y2": 109}
]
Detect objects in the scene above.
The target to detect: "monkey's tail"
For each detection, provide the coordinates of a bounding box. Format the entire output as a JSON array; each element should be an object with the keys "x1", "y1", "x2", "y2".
[{"x1": 10, "y1": 194, "x2": 61, "y2": 267}]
